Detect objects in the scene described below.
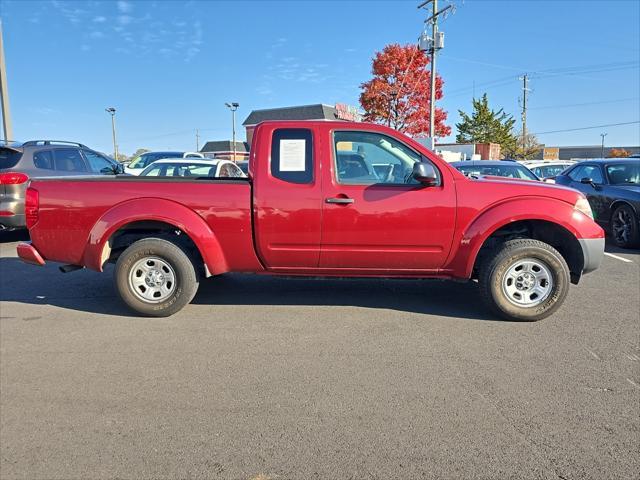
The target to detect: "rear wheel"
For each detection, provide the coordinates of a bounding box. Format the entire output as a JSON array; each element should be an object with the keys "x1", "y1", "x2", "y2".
[
  {"x1": 611, "y1": 204, "x2": 639, "y2": 249},
  {"x1": 114, "y1": 238, "x2": 199, "y2": 317},
  {"x1": 479, "y1": 239, "x2": 570, "y2": 321}
]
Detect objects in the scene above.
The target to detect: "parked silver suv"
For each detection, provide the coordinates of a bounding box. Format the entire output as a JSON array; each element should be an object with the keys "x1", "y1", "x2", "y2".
[{"x1": 0, "y1": 140, "x2": 123, "y2": 230}]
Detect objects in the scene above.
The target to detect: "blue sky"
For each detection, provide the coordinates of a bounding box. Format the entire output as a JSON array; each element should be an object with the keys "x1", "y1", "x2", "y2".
[{"x1": 2, "y1": 0, "x2": 639, "y2": 155}]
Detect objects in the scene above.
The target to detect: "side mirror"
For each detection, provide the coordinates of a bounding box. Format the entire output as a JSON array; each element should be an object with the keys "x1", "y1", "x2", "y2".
[
  {"x1": 580, "y1": 177, "x2": 598, "y2": 188},
  {"x1": 412, "y1": 162, "x2": 439, "y2": 186}
]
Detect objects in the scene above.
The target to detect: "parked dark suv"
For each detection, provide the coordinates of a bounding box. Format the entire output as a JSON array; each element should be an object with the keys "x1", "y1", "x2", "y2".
[{"x1": 0, "y1": 140, "x2": 123, "y2": 230}]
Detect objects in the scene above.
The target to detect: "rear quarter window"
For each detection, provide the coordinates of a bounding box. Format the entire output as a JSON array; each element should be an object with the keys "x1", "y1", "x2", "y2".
[
  {"x1": 33, "y1": 150, "x2": 55, "y2": 170},
  {"x1": 0, "y1": 148, "x2": 23, "y2": 169},
  {"x1": 270, "y1": 128, "x2": 313, "y2": 184}
]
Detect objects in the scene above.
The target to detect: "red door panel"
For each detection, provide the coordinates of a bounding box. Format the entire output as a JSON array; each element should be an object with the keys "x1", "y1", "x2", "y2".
[{"x1": 320, "y1": 128, "x2": 456, "y2": 271}]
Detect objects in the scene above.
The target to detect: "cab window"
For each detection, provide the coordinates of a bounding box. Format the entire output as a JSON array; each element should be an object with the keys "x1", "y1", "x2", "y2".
[
  {"x1": 270, "y1": 129, "x2": 313, "y2": 184},
  {"x1": 333, "y1": 131, "x2": 425, "y2": 185}
]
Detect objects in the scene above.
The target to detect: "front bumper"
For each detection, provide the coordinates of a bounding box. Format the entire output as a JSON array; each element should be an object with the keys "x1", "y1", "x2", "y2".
[
  {"x1": 579, "y1": 237, "x2": 605, "y2": 274},
  {"x1": 17, "y1": 242, "x2": 45, "y2": 266}
]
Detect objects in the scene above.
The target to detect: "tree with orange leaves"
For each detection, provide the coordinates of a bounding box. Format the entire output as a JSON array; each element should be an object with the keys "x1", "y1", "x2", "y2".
[
  {"x1": 359, "y1": 43, "x2": 451, "y2": 138},
  {"x1": 608, "y1": 148, "x2": 630, "y2": 158}
]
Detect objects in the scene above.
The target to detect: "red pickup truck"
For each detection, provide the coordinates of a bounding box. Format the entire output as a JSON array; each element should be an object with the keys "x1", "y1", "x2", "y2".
[{"x1": 17, "y1": 121, "x2": 605, "y2": 321}]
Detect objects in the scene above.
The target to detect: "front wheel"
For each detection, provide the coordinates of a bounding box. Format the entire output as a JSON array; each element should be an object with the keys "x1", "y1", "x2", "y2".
[
  {"x1": 479, "y1": 239, "x2": 570, "y2": 322},
  {"x1": 611, "y1": 204, "x2": 639, "y2": 249},
  {"x1": 114, "y1": 238, "x2": 199, "y2": 317}
]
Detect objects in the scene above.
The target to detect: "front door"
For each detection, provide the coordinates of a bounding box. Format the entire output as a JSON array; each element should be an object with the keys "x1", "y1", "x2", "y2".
[{"x1": 320, "y1": 130, "x2": 456, "y2": 272}]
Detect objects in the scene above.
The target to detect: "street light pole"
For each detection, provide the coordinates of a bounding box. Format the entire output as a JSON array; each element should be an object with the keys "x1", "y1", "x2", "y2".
[
  {"x1": 600, "y1": 133, "x2": 607, "y2": 158},
  {"x1": 0, "y1": 19, "x2": 13, "y2": 142},
  {"x1": 225, "y1": 102, "x2": 239, "y2": 162},
  {"x1": 105, "y1": 107, "x2": 118, "y2": 161}
]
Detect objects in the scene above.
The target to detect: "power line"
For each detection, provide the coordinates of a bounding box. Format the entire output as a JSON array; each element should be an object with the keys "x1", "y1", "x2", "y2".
[
  {"x1": 119, "y1": 127, "x2": 227, "y2": 146},
  {"x1": 445, "y1": 60, "x2": 639, "y2": 99},
  {"x1": 529, "y1": 97, "x2": 640, "y2": 110},
  {"x1": 533, "y1": 121, "x2": 640, "y2": 136}
]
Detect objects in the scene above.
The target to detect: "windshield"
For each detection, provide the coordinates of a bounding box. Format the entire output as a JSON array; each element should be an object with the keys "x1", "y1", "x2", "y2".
[
  {"x1": 457, "y1": 164, "x2": 538, "y2": 181},
  {"x1": 536, "y1": 165, "x2": 571, "y2": 178},
  {"x1": 128, "y1": 152, "x2": 182, "y2": 169},
  {"x1": 141, "y1": 162, "x2": 214, "y2": 177},
  {"x1": 606, "y1": 162, "x2": 640, "y2": 185}
]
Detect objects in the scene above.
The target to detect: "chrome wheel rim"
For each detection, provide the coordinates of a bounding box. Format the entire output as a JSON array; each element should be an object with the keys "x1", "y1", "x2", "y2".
[
  {"x1": 501, "y1": 258, "x2": 553, "y2": 307},
  {"x1": 128, "y1": 256, "x2": 176, "y2": 303},
  {"x1": 612, "y1": 208, "x2": 633, "y2": 244}
]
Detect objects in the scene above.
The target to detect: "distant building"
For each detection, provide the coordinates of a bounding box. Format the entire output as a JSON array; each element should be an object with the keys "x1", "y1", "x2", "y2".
[
  {"x1": 200, "y1": 140, "x2": 250, "y2": 161},
  {"x1": 202, "y1": 103, "x2": 362, "y2": 157},
  {"x1": 242, "y1": 104, "x2": 342, "y2": 143},
  {"x1": 535, "y1": 145, "x2": 640, "y2": 160},
  {"x1": 434, "y1": 142, "x2": 501, "y2": 161}
]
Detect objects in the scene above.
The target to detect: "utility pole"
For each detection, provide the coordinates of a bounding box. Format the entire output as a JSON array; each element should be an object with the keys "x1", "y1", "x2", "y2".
[
  {"x1": 387, "y1": 90, "x2": 398, "y2": 128},
  {"x1": 225, "y1": 102, "x2": 239, "y2": 162},
  {"x1": 0, "y1": 20, "x2": 13, "y2": 142},
  {"x1": 520, "y1": 74, "x2": 530, "y2": 153},
  {"x1": 105, "y1": 107, "x2": 118, "y2": 161},
  {"x1": 600, "y1": 133, "x2": 607, "y2": 157},
  {"x1": 418, "y1": 0, "x2": 450, "y2": 151},
  {"x1": 195, "y1": 129, "x2": 200, "y2": 151}
]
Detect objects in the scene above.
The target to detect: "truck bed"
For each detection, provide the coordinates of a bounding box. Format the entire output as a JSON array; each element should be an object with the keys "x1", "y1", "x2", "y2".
[{"x1": 28, "y1": 176, "x2": 262, "y2": 272}]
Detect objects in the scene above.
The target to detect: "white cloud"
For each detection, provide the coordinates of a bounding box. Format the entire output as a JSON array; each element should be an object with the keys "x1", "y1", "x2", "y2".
[
  {"x1": 51, "y1": 0, "x2": 87, "y2": 24},
  {"x1": 93, "y1": 16, "x2": 106, "y2": 23},
  {"x1": 118, "y1": 15, "x2": 132, "y2": 25},
  {"x1": 90, "y1": 31, "x2": 104, "y2": 39},
  {"x1": 117, "y1": 1, "x2": 132, "y2": 13}
]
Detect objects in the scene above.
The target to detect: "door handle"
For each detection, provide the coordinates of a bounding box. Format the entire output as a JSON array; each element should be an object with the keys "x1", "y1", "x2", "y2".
[{"x1": 326, "y1": 197, "x2": 354, "y2": 204}]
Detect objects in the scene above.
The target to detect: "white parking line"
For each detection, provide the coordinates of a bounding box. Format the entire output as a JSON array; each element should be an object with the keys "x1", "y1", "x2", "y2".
[{"x1": 604, "y1": 252, "x2": 634, "y2": 263}]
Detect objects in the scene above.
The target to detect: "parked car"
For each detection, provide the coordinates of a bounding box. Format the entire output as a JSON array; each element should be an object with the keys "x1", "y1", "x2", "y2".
[
  {"x1": 236, "y1": 160, "x2": 249, "y2": 175},
  {"x1": 140, "y1": 159, "x2": 245, "y2": 178},
  {"x1": 450, "y1": 160, "x2": 539, "y2": 181},
  {"x1": 0, "y1": 140, "x2": 123, "y2": 231},
  {"x1": 17, "y1": 121, "x2": 604, "y2": 321},
  {"x1": 554, "y1": 159, "x2": 640, "y2": 248},
  {"x1": 124, "y1": 151, "x2": 205, "y2": 175},
  {"x1": 521, "y1": 161, "x2": 576, "y2": 182}
]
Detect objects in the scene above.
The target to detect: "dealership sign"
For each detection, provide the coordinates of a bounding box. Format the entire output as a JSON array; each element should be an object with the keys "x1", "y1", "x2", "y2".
[{"x1": 335, "y1": 103, "x2": 362, "y2": 122}]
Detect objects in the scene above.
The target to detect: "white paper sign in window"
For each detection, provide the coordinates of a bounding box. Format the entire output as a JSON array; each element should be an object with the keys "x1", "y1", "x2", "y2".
[{"x1": 279, "y1": 139, "x2": 306, "y2": 171}]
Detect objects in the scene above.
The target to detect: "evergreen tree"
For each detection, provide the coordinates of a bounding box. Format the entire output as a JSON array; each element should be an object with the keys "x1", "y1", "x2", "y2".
[{"x1": 455, "y1": 94, "x2": 517, "y2": 154}]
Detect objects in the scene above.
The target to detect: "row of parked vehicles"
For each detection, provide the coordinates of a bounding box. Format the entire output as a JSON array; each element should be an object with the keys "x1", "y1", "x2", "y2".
[
  {"x1": 0, "y1": 141, "x2": 248, "y2": 231},
  {"x1": 448, "y1": 157, "x2": 639, "y2": 248},
  {"x1": 1, "y1": 137, "x2": 639, "y2": 249}
]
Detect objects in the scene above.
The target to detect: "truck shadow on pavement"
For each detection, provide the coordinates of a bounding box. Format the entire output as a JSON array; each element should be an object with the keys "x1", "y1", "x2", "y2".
[{"x1": 0, "y1": 257, "x2": 498, "y2": 321}]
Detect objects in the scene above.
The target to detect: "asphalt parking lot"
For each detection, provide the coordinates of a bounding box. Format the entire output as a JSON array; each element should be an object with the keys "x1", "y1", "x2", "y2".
[{"x1": 1, "y1": 232, "x2": 638, "y2": 480}]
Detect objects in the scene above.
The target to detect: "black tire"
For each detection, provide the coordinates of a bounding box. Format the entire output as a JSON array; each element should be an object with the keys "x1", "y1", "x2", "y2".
[
  {"x1": 478, "y1": 239, "x2": 570, "y2": 322},
  {"x1": 114, "y1": 238, "x2": 199, "y2": 317},
  {"x1": 610, "y1": 204, "x2": 640, "y2": 249}
]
